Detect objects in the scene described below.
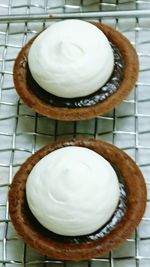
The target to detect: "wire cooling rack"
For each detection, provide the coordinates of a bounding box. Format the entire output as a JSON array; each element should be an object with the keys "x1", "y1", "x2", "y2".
[{"x1": 0, "y1": 0, "x2": 150, "y2": 266}]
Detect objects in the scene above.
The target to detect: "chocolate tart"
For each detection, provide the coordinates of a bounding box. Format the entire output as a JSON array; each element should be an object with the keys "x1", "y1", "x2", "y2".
[
  {"x1": 9, "y1": 138, "x2": 146, "y2": 261},
  {"x1": 13, "y1": 22, "x2": 139, "y2": 121}
]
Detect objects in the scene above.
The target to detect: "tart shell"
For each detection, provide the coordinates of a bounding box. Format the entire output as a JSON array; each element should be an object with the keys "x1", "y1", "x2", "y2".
[
  {"x1": 13, "y1": 22, "x2": 139, "y2": 121},
  {"x1": 9, "y1": 138, "x2": 146, "y2": 261}
]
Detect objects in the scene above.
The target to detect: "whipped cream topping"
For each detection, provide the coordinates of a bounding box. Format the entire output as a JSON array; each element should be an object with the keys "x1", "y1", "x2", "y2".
[
  {"x1": 28, "y1": 20, "x2": 114, "y2": 98},
  {"x1": 26, "y1": 146, "x2": 120, "y2": 236}
]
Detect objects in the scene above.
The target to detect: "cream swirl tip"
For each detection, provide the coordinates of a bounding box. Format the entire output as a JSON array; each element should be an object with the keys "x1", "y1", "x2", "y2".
[{"x1": 28, "y1": 20, "x2": 114, "y2": 98}]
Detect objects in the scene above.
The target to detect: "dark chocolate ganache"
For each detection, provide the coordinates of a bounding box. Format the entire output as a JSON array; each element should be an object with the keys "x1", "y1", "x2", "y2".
[
  {"x1": 27, "y1": 43, "x2": 124, "y2": 108},
  {"x1": 24, "y1": 164, "x2": 127, "y2": 244}
]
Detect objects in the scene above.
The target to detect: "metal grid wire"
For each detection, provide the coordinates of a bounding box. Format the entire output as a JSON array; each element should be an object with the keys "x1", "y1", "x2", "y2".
[{"x1": 0, "y1": 0, "x2": 150, "y2": 266}]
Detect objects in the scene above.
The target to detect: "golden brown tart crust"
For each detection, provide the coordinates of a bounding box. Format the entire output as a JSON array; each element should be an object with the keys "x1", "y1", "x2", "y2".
[
  {"x1": 9, "y1": 138, "x2": 146, "y2": 261},
  {"x1": 13, "y1": 22, "x2": 139, "y2": 121}
]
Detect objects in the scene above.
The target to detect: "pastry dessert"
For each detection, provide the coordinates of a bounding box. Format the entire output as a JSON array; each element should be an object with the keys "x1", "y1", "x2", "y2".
[
  {"x1": 13, "y1": 20, "x2": 139, "y2": 121},
  {"x1": 9, "y1": 138, "x2": 146, "y2": 261}
]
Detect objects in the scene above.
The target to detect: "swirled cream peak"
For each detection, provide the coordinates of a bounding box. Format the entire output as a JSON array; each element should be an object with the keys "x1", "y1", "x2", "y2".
[
  {"x1": 26, "y1": 146, "x2": 120, "y2": 236},
  {"x1": 28, "y1": 20, "x2": 114, "y2": 98}
]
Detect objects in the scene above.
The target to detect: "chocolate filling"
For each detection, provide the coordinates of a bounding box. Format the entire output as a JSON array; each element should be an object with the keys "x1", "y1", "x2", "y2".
[
  {"x1": 26, "y1": 43, "x2": 124, "y2": 108},
  {"x1": 24, "y1": 164, "x2": 127, "y2": 245}
]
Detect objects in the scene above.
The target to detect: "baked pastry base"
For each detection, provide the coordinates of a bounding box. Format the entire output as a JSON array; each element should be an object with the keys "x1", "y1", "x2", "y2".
[
  {"x1": 9, "y1": 138, "x2": 146, "y2": 261},
  {"x1": 13, "y1": 22, "x2": 139, "y2": 121}
]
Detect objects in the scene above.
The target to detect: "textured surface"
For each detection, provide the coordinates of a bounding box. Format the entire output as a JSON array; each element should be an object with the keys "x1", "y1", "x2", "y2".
[{"x1": 0, "y1": 0, "x2": 150, "y2": 266}]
